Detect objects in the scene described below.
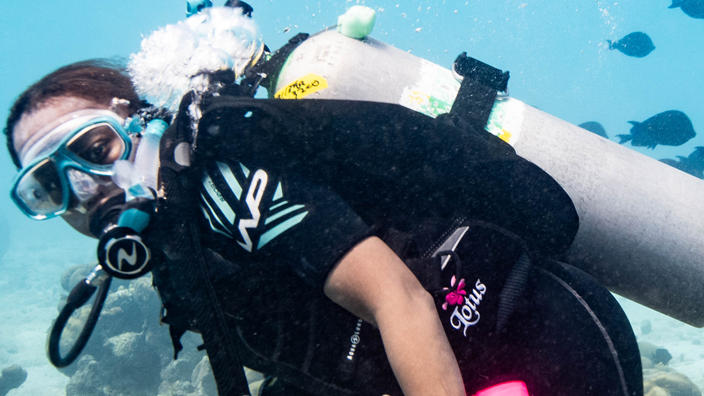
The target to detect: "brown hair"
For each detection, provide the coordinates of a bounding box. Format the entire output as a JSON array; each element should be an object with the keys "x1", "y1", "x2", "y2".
[{"x1": 4, "y1": 59, "x2": 141, "y2": 168}]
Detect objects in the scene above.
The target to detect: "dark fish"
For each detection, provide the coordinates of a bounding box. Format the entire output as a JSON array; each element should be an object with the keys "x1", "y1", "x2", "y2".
[
  {"x1": 617, "y1": 110, "x2": 696, "y2": 149},
  {"x1": 660, "y1": 146, "x2": 704, "y2": 179},
  {"x1": 578, "y1": 121, "x2": 608, "y2": 139},
  {"x1": 688, "y1": 146, "x2": 704, "y2": 162},
  {"x1": 669, "y1": 0, "x2": 704, "y2": 19},
  {"x1": 660, "y1": 158, "x2": 682, "y2": 167},
  {"x1": 652, "y1": 348, "x2": 673, "y2": 366},
  {"x1": 607, "y1": 32, "x2": 656, "y2": 58}
]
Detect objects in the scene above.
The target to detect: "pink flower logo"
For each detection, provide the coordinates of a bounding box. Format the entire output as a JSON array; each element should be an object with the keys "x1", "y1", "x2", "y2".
[{"x1": 442, "y1": 276, "x2": 466, "y2": 311}]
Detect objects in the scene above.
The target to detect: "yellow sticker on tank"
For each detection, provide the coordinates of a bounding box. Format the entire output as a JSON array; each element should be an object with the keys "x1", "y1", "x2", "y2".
[
  {"x1": 497, "y1": 130, "x2": 512, "y2": 143},
  {"x1": 275, "y1": 74, "x2": 329, "y2": 99}
]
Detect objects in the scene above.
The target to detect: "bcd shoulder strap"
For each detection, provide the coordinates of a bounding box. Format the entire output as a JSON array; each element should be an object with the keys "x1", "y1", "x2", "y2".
[{"x1": 153, "y1": 93, "x2": 252, "y2": 396}]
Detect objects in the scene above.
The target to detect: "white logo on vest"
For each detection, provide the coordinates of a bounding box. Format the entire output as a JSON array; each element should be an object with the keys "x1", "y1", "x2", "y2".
[
  {"x1": 238, "y1": 169, "x2": 268, "y2": 252},
  {"x1": 442, "y1": 277, "x2": 487, "y2": 337}
]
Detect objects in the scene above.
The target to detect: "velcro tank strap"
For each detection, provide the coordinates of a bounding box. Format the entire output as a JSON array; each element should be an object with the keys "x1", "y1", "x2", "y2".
[{"x1": 449, "y1": 52, "x2": 510, "y2": 133}]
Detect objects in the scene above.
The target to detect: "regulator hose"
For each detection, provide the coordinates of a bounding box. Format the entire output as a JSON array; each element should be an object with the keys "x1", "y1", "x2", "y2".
[{"x1": 47, "y1": 270, "x2": 112, "y2": 368}]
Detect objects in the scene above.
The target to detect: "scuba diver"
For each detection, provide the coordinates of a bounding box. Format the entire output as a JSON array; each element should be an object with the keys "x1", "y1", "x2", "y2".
[{"x1": 4, "y1": 3, "x2": 644, "y2": 396}]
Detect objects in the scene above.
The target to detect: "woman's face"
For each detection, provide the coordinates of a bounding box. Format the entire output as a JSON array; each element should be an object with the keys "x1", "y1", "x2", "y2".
[{"x1": 13, "y1": 96, "x2": 131, "y2": 237}]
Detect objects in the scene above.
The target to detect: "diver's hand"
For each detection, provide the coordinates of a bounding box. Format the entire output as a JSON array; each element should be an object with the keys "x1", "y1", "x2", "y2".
[{"x1": 324, "y1": 236, "x2": 466, "y2": 396}]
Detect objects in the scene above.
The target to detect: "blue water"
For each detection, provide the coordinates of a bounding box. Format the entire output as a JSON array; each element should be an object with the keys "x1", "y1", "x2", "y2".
[{"x1": 0, "y1": 0, "x2": 702, "y2": 394}]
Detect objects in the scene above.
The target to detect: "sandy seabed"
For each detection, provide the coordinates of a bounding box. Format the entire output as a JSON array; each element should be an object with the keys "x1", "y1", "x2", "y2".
[{"x1": 0, "y1": 241, "x2": 88, "y2": 396}]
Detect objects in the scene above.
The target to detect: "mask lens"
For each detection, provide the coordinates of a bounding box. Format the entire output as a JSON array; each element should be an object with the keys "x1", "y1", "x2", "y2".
[
  {"x1": 66, "y1": 123, "x2": 126, "y2": 166},
  {"x1": 15, "y1": 159, "x2": 65, "y2": 216}
]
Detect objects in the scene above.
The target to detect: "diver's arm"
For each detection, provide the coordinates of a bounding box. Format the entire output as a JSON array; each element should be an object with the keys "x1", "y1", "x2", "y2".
[{"x1": 324, "y1": 236, "x2": 466, "y2": 396}]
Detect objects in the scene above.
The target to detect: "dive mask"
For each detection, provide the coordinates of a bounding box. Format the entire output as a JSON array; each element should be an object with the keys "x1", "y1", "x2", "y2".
[{"x1": 11, "y1": 109, "x2": 134, "y2": 220}]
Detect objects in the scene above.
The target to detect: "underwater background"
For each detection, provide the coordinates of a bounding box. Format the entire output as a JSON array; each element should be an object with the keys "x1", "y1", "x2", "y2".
[{"x1": 0, "y1": 0, "x2": 703, "y2": 394}]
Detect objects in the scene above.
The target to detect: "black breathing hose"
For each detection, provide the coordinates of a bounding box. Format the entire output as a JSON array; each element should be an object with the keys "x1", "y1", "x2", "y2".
[{"x1": 47, "y1": 272, "x2": 112, "y2": 368}]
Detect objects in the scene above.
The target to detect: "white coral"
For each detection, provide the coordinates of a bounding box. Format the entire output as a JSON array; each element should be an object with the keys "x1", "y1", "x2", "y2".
[{"x1": 128, "y1": 7, "x2": 264, "y2": 113}]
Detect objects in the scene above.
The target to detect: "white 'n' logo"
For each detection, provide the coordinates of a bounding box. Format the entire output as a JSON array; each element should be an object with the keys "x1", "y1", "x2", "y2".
[
  {"x1": 117, "y1": 243, "x2": 137, "y2": 270},
  {"x1": 237, "y1": 170, "x2": 268, "y2": 252}
]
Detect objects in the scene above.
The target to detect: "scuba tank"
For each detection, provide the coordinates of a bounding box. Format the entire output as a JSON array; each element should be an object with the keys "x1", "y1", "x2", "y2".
[{"x1": 268, "y1": 26, "x2": 704, "y2": 328}]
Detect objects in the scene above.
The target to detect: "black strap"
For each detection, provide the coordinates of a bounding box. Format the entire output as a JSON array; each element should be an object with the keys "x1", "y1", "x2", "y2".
[
  {"x1": 153, "y1": 223, "x2": 252, "y2": 396},
  {"x1": 241, "y1": 33, "x2": 310, "y2": 96},
  {"x1": 187, "y1": 221, "x2": 252, "y2": 396},
  {"x1": 496, "y1": 253, "x2": 531, "y2": 331},
  {"x1": 155, "y1": 108, "x2": 252, "y2": 396},
  {"x1": 168, "y1": 323, "x2": 187, "y2": 360},
  {"x1": 449, "y1": 52, "x2": 510, "y2": 133}
]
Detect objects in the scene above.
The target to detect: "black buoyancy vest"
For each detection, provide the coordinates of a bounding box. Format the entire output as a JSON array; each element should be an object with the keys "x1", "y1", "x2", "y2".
[{"x1": 151, "y1": 94, "x2": 580, "y2": 395}]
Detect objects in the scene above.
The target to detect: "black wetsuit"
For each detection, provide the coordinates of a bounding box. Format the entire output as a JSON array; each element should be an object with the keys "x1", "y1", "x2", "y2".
[{"x1": 154, "y1": 96, "x2": 643, "y2": 396}]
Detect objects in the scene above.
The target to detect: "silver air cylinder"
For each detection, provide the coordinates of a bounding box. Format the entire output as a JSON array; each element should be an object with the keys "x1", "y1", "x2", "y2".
[{"x1": 271, "y1": 28, "x2": 704, "y2": 327}]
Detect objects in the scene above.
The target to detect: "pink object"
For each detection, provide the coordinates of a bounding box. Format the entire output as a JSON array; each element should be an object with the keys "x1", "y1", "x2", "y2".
[
  {"x1": 445, "y1": 279, "x2": 467, "y2": 306},
  {"x1": 475, "y1": 381, "x2": 529, "y2": 396}
]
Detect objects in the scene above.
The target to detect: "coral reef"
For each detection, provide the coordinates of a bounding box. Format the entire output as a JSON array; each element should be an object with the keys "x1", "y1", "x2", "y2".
[
  {"x1": 644, "y1": 366, "x2": 702, "y2": 396},
  {"x1": 60, "y1": 263, "x2": 96, "y2": 294},
  {"x1": 639, "y1": 341, "x2": 702, "y2": 396},
  {"x1": 640, "y1": 341, "x2": 674, "y2": 366},
  {"x1": 58, "y1": 275, "x2": 174, "y2": 396},
  {"x1": 0, "y1": 365, "x2": 27, "y2": 396},
  {"x1": 55, "y1": 266, "x2": 263, "y2": 396}
]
